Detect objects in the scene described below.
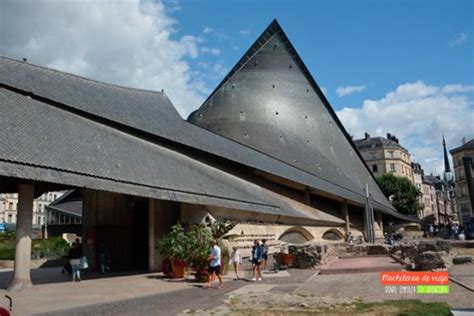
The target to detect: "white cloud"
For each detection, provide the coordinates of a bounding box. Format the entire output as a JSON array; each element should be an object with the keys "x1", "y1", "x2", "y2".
[
  {"x1": 203, "y1": 27, "x2": 214, "y2": 34},
  {"x1": 240, "y1": 29, "x2": 251, "y2": 36},
  {"x1": 201, "y1": 47, "x2": 221, "y2": 56},
  {"x1": 336, "y1": 85, "x2": 366, "y2": 97},
  {"x1": 337, "y1": 81, "x2": 474, "y2": 175},
  {"x1": 449, "y1": 32, "x2": 467, "y2": 47},
  {"x1": 0, "y1": 0, "x2": 213, "y2": 117},
  {"x1": 441, "y1": 84, "x2": 474, "y2": 94}
]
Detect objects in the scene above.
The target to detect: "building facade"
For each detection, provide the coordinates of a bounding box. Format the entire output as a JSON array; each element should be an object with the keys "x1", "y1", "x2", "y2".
[
  {"x1": 354, "y1": 133, "x2": 414, "y2": 182},
  {"x1": 0, "y1": 192, "x2": 64, "y2": 227},
  {"x1": 0, "y1": 20, "x2": 416, "y2": 290},
  {"x1": 421, "y1": 177, "x2": 437, "y2": 222},
  {"x1": 450, "y1": 139, "x2": 474, "y2": 225}
]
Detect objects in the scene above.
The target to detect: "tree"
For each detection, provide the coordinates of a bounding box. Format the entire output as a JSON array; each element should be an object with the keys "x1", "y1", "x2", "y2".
[{"x1": 376, "y1": 173, "x2": 421, "y2": 216}]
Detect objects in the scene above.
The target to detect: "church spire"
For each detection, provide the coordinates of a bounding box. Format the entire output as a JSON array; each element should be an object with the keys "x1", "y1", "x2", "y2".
[{"x1": 443, "y1": 135, "x2": 451, "y2": 173}]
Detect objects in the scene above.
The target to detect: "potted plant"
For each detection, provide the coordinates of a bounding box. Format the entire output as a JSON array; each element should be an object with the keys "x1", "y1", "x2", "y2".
[
  {"x1": 159, "y1": 223, "x2": 188, "y2": 278},
  {"x1": 187, "y1": 224, "x2": 212, "y2": 282}
]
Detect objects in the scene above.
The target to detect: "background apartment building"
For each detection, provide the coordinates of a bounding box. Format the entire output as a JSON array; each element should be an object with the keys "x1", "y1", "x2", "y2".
[
  {"x1": 421, "y1": 177, "x2": 436, "y2": 220},
  {"x1": 354, "y1": 133, "x2": 414, "y2": 182},
  {"x1": 0, "y1": 191, "x2": 64, "y2": 227},
  {"x1": 450, "y1": 138, "x2": 474, "y2": 225}
]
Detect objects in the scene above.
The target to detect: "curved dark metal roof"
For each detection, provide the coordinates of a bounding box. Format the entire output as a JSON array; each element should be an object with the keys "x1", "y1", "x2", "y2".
[{"x1": 188, "y1": 20, "x2": 391, "y2": 213}]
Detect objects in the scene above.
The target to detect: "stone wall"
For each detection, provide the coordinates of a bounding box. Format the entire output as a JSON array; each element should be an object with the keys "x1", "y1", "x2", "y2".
[
  {"x1": 398, "y1": 240, "x2": 453, "y2": 270},
  {"x1": 288, "y1": 242, "x2": 347, "y2": 268}
]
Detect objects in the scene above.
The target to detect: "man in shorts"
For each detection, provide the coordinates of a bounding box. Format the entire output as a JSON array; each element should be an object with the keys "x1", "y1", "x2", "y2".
[{"x1": 207, "y1": 240, "x2": 223, "y2": 289}]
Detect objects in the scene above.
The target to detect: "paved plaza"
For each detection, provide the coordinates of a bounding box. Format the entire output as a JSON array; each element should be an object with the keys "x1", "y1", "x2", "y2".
[{"x1": 0, "y1": 256, "x2": 472, "y2": 315}]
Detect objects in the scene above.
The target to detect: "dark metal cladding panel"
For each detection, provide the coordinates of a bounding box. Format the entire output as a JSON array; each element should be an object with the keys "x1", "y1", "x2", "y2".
[{"x1": 189, "y1": 21, "x2": 393, "y2": 213}]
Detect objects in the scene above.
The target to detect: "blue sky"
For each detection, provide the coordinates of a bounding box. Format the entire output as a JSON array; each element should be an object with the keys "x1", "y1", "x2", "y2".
[
  {"x1": 170, "y1": 0, "x2": 472, "y2": 110},
  {"x1": 2, "y1": 0, "x2": 473, "y2": 175}
]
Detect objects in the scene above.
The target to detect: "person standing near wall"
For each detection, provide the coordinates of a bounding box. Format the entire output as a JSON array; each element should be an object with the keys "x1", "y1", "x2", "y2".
[
  {"x1": 251, "y1": 240, "x2": 263, "y2": 281},
  {"x1": 261, "y1": 239, "x2": 269, "y2": 270},
  {"x1": 229, "y1": 246, "x2": 242, "y2": 280}
]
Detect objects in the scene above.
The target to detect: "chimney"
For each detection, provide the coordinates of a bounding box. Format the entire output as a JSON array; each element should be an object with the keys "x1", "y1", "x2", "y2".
[
  {"x1": 364, "y1": 132, "x2": 370, "y2": 140},
  {"x1": 387, "y1": 133, "x2": 391, "y2": 140}
]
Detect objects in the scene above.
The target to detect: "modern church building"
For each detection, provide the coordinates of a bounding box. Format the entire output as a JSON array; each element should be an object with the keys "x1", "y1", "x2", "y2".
[{"x1": 0, "y1": 20, "x2": 412, "y2": 290}]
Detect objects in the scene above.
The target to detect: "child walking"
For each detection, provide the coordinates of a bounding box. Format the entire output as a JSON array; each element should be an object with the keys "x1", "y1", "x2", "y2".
[{"x1": 229, "y1": 246, "x2": 242, "y2": 280}]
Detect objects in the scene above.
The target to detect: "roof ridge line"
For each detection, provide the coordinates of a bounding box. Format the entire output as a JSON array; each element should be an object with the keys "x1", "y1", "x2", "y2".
[{"x1": 0, "y1": 55, "x2": 168, "y2": 97}]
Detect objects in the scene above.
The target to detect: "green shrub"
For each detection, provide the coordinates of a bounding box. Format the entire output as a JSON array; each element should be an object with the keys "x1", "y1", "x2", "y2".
[
  {"x1": 187, "y1": 224, "x2": 212, "y2": 269},
  {"x1": 0, "y1": 237, "x2": 70, "y2": 260},
  {"x1": 159, "y1": 223, "x2": 189, "y2": 263},
  {"x1": 0, "y1": 241, "x2": 15, "y2": 260},
  {"x1": 31, "y1": 237, "x2": 69, "y2": 259}
]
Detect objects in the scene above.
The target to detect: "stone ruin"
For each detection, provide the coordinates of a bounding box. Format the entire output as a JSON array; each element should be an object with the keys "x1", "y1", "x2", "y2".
[{"x1": 287, "y1": 240, "x2": 473, "y2": 271}]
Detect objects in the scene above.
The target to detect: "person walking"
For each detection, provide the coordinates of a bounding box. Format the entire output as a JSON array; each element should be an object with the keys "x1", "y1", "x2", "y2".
[
  {"x1": 206, "y1": 240, "x2": 223, "y2": 289},
  {"x1": 251, "y1": 240, "x2": 263, "y2": 281},
  {"x1": 261, "y1": 239, "x2": 269, "y2": 270},
  {"x1": 345, "y1": 231, "x2": 354, "y2": 244},
  {"x1": 99, "y1": 243, "x2": 111, "y2": 274},
  {"x1": 229, "y1": 246, "x2": 242, "y2": 280},
  {"x1": 68, "y1": 241, "x2": 82, "y2": 282},
  {"x1": 428, "y1": 225, "x2": 434, "y2": 238}
]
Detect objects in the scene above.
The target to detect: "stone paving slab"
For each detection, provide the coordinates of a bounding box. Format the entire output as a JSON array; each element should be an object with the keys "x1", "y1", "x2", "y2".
[
  {"x1": 449, "y1": 265, "x2": 474, "y2": 291},
  {"x1": 228, "y1": 284, "x2": 277, "y2": 295},
  {"x1": 320, "y1": 255, "x2": 404, "y2": 275},
  {"x1": 451, "y1": 309, "x2": 474, "y2": 316}
]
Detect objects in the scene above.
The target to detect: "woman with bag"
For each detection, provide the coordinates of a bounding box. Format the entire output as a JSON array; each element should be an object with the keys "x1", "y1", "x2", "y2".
[{"x1": 68, "y1": 242, "x2": 82, "y2": 282}]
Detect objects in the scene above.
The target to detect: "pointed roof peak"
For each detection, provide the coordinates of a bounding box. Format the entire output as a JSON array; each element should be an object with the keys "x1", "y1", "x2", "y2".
[
  {"x1": 188, "y1": 20, "x2": 396, "y2": 214},
  {"x1": 191, "y1": 18, "x2": 327, "y2": 119}
]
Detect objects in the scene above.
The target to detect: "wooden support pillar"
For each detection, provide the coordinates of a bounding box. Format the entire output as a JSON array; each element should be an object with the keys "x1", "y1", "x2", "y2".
[
  {"x1": 148, "y1": 199, "x2": 156, "y2": 272},
  {"x1": 341, "y1": 200, "x2": 350, "y2": 234},
  {"x1": 8, "y1": 183, "x2": 34, "y2": 291}
]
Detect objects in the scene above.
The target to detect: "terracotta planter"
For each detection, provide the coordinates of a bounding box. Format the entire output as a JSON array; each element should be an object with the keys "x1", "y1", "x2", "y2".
[
  {"x1": 161, "y1": 258, "x2": 172, "y2": 278},
  {"x1": 171, "y1": 260, "x2": 186, "y2": 278},
  {"x1": 194, "y1": 267, "x2": 209, "y2": 283}
]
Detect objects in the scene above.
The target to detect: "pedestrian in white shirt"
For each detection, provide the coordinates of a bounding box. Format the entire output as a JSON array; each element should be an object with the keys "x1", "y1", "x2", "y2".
[
  {"x1": 206, "y1": 240, "x2": 223, "y2": 289},
  {"x1": 229, "y1": 246, "x2": 242, "y2": 280}
]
